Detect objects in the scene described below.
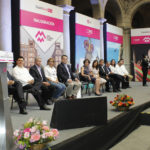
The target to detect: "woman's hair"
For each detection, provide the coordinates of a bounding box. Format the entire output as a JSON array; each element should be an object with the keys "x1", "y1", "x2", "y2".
[
  {"x1": 47, "y1": 58, "x2": 54, "y2": 65},
  {"x1": 92, "y1": 60, "x2": 99, "y2": 69},
  {"x1": 110, "y1": 59, "x2": 116, "y2": 67},
  {"x1": 83, "y1": 59, "x2": 90, "y2": 65}
]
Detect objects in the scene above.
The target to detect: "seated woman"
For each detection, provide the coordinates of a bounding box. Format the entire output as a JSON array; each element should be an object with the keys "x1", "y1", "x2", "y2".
[
  {"x1": 44, "y1": 58, "x2": 66, "y2": 101},
  {"x1": 80, "y1": 59, "x2": 102, "y2": 96},
  {"x1": 92, "y1": 60, "x2": 106, "y2": 86}
]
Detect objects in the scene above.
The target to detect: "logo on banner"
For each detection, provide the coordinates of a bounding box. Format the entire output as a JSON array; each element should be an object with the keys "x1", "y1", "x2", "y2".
[
  {"x1": 35, "y1": 31, "x2": 46, "y2": 43},
  {"x1": 143, "y1": 37, "x2": 150, "y2": 43},
  {"x1": 113, "y1": 36, "x2": 119, "y2": 41},
  {"x1": 87, "y1": 19, "x2": 92, "y2": 24},
  {"x1": 86, "y1": 29, "x2": 93, "y2": 35},
  {"x1": 36, "y1": 5, "x2": 53, "y2": 14}
]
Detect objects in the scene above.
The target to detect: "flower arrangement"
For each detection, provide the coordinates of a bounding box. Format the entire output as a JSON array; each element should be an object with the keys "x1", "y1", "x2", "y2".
[
  {"x1": 13, "y1": 118, "x2": 59, "y2": 150},
  {"x1": 110, "y1": 94, "x2": 134, "y2": 110}
]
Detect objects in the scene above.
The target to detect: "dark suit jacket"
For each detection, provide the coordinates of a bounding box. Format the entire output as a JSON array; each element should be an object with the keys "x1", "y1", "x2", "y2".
[
  {"x1": 99, "y1": 65, "x2": 107, "y2": 78},
  {"x1": 57, "y1": 63, "x2": 75, "y2": 83},
  {"x1": 29, "y1": 65, "x2": 48, "y2": 83}
]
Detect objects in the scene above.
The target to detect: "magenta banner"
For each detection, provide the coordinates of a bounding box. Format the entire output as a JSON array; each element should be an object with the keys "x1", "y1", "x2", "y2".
[
  {"x1": 20, "y1": 10, "x2": 63, "y2": 32},
  {"x1": 76, "y1": 24, "x2": 100, "y2": 40},
  {"x1": 131, "y1": 36, "x2": 150, "y2": 44},
  {"x1": 107, "y1": 32, "x2": 123, "y2": 44}
]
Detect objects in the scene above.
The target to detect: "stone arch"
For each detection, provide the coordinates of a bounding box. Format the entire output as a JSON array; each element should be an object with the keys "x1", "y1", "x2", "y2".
[
  {"x1": 104, "y1": 0, "x2": 123, "y2": 26},
  {"x1": 130, "y1": 0, "x2": 150, "y2": 24}
]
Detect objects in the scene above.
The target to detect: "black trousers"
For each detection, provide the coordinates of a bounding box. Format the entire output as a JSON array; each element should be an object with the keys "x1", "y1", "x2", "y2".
[
  {"x1": 122, "y1": 76, "x2": 129, "y2": 88},
  {"x1": 142, "y1": 68, "x2": 148, "y2": 86},
  {"x1": 23, "y1": 84, "x2": 45, "y2": 107},
  {"x1": 105, "y1": 77, "x2": 115, "y2": 91},
  {"x1": 109, "y1": 74, "x2": 124, "y2": 90},
  {"x1": 8, "y1": 81, "x2": 26, "y2": 110}
]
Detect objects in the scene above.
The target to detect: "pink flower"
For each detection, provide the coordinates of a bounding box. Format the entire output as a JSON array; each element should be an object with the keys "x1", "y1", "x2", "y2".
[
  {"x1": 24, "y1": 132, "x2": 30, "y2": 139},
  {"x1": 28, "y1": 118, "x2": 33, "y2": 123},
  {"x1": 14, "y1": 130, "x2": 19, "y2": 137},
  {"x1": 24, "y1": 128, "x2": 31, "y2": 133},
  {"x1": 30, "y1": 133, "x2": 40, "y2": 143},
  {"x1": 42, "y1": 126, "x2": 49, "y2": 131},
  {"x1": 30, "y1": 126, "x2": 37, "y2": 133},
  {"x1": 45, "y1": 132, "x2": 54, "y2": 137},
  {"x1": 51, "y1": 129, "x2": 59, "y2": 137}
]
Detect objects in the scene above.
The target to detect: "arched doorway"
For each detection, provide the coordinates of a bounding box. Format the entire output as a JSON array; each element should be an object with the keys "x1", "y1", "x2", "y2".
[
  {"x1": 72, "y1": 0, "x2": 93, "y2": 17},
  {"x1": 132, "y1": 3, "x2": 150, "y2": 28}
]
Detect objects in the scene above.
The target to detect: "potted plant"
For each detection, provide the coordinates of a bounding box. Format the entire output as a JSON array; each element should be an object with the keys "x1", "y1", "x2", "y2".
[
  {"x1": 13, "y1": 118, "x2": 59, "y2": 150},
  {"x1": 110, "y1": 94, "x2": 134, "y2": 111}
]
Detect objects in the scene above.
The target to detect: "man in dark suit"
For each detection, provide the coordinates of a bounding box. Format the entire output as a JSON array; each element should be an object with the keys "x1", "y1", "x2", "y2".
[
  {"x1": 7, "y1": 71, "x2": 27, "y2": 114},
  {"x1": 104, "y1": 61, "x2": 123, "y2": 92},
  {"x1": 99, "y1": 59, "x2": 117, "y2": 92},
  {"x1": 57, "y1": 55, "x2": 81, "y2": 99},
  {"x1": 29, "y1": 57, "x2": 55, "y2": 104},
  {"x1": 141, "y1": 54, "x2": 149, "y2": 86}
]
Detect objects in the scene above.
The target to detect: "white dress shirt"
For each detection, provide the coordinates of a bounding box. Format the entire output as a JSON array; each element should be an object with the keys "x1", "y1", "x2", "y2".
[
  {"x1": 120, "y1": 65, "x2": 129, "y2": 75},
  {"x1": 12, "y1": 66, "x2": 34, "y2": 86},
  {"x1": 44, "y1": 65, "x2": 57, "y2": 81},
  {"x1": 109, "y1": 65, "x2": 117, "y2": 74},
  {"x1": 115, "y1": 64, "x2": 125, "y2": 76}
]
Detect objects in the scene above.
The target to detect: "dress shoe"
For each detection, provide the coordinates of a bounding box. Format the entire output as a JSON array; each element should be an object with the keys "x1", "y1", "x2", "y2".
[
  {"x1": 143, "y1": 84, "x2": 148, "y2": 86},
  {"x1": 95, "y1": 93, "x2": 102, "y2": 96},
  {"x1": 66, "y1": 96, "x2": 72, "y2": 100},
  {"x1": 106, "y1": 89, "x2": 111, "y2": 92},
  {"x1": 46, "y1": 99, "x2": 53, "y2": 105},
  {"x1": 20, "y1": 108, "x2": 28, "y2": 115},
  {"x1": 113, "y1": 89, "x2": 118, "y2": 92},
  {"x1": 71, "y1": 95, "x2": 77, "y2": 99},
  {"x1": 117, "y1": 89, "x2": 121, "y2": 92},
  {"x1": 40, "y1": 105, "x2": 51, "y2": 110}
]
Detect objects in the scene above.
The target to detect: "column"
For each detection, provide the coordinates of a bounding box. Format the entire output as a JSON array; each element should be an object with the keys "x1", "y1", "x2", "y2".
[
  {"x1": 59, "y1": 5, "x2": 74, "y2": 63},
  {"x1": 99, "y1": 18, "x2": 107, "y2": 59},
  {"x1": 0, "y1": 0, "x2": 12, "y2": 51},
  {"x1": 56, "y1": 0, "x2": 72, "y2": 6}
]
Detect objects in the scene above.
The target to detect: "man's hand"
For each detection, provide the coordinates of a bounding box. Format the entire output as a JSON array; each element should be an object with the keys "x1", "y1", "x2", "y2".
[
  {"x1": 67, "y1": 79, "x2": 72, "y2": 83},
  {"x1": 75, "y1": 78, "x2": 79, "y2": 82},
  {"x1": 8, "y1": 80, "x2": 15, "y2": 85},
  {"x1": 43, "y1": 82, "x2": 50, "y2": 86},
  {"x1": 28, "y1": 80, "x2": 34, "y2": 84},
  {"x1": 106, "y1": 75, "x2": 109, "y2": 80}
]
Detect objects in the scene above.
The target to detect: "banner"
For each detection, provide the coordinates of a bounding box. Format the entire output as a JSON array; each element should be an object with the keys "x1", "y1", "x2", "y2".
[
  {"x1": 131, "y1": 28, "x2": 150, "y2": 81},
  {"x1": 106, "y1": 23, "x2": 123, "y2": 62},
  {"x1": 20, "y1": 0, "x2": 63, "y2": 68},
  {"x1": 75, "y1": 13, "x2": 100, "y2": 71}
]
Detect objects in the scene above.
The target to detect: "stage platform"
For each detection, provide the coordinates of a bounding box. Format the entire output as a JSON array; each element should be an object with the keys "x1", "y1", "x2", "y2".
[{"x1": 10, "y1": 82, "x2": 150, "y2": 149}]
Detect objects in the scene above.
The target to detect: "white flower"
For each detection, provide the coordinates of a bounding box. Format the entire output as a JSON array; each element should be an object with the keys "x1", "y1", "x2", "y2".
[
  {"x1": 30, "y1": 126, "x2": 37, "y2": 133},
  {"x1": 41, "y1": 133, "x2": 46, "y2": 139},
  {"x1": 14, "y1": 130, "x2": 19, "y2": 137},
  {"x1": 28, "y1": 118, "x2": 33, "y2": 123},
  {"x1": 42, "y1": 120, "x2": 47, "y2": 126},
  {"x1": 24, "y1": 132, "x2": 30, "y2": 139}
]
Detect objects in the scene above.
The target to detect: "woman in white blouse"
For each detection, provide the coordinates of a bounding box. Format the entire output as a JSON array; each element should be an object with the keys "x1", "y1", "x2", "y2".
[{"x1": 44, "y1": 58, "x2": 66, "y2": 100}]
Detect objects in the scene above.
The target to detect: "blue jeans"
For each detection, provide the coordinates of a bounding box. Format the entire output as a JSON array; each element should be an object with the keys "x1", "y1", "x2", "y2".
[{"x1": 49, "y1": 81, "x2": 66, "y2": 99}]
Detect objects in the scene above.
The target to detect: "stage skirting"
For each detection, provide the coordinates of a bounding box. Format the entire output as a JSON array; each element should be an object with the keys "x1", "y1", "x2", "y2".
[{"x1": 50, "y1": 101, "x2": 150, "y2": 150}]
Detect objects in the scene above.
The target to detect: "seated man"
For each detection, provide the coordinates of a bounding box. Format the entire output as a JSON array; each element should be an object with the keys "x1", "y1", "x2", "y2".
[
  {"x1": 7, "y1": 71, "x2": 27, "y2": 114},
  {"x1": 115, "y1": 59, "x2": 129, "y2": 89},
  {"x1": 121, "y1": 59, "x2": 133, "y2": 82},
  {"x1": 30, "y1": 57, "x2": 56, "y2": 103},
  {"x1": 12, "y1": 56, "x2": 50, "y2": 110},
  {"x1": 57, "y1": 55, "x2": 81, "y2": 99},
  {"x1": 99, "y1": 59, "x2": 117, "y2": 92}
]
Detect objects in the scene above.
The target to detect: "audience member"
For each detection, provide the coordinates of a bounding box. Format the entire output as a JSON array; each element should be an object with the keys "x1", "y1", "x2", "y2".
[
  {"x1": 57, "y1": 55, "x2": 81, "y2": 99},
  {"x1": 12, "y1": 56, "x2": 50, "y2": 110},
  {"x1": 7, "y1": 71, "x2": 27, "y2": 114},
  {"x1": 44, "y1": 58, "x2": 66, "y2": 100}
]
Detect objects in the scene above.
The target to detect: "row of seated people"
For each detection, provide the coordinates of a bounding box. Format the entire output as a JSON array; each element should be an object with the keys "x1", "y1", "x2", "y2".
[
  {"x1": 80, "y1": 58, "x2": 133, "y2": 95},
  {"x1": 8, "y1": 55, "x2": 81, "y2": 114}
]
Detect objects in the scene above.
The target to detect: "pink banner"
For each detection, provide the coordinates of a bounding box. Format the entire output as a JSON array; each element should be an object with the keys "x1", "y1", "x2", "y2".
[
  {"x1": 131, "y1": 36, "x2": 150, "y2": 44},
  {"x1": 107, "y1": 32, "x2": 123, "y2": 44},
  {"x1": 76, "y1": 24, "x2": 100, "y2": 39},
  {"x1": 20, "y1": 10, "x2": 63, "y2": 32}
]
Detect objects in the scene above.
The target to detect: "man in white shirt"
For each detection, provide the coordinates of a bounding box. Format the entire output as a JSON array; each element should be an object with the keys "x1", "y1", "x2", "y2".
[
  {"x1": 116, "y1": 59, "x2": 130, "y2": 89},
  {"x1": 120, "y1": 59, "x2": 133, "y2": 81},
  {"x1": 12, "y1": 56, "x2": 50, "y2": 110}
]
